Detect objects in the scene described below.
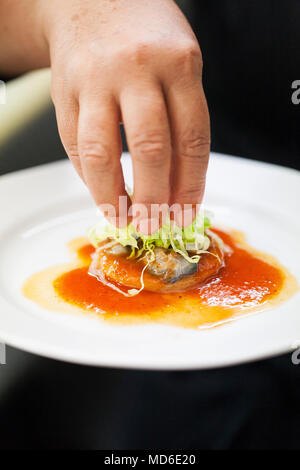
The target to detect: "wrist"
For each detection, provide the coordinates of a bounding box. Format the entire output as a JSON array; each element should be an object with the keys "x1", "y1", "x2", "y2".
[{"x1": 0, "y1": 0, "x2": 50, "y2": 75}]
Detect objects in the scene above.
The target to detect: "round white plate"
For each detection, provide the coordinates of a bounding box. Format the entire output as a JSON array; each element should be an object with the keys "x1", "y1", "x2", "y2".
[{"x1": 0, "y1": 153, "x2": 299, "y2": 369}]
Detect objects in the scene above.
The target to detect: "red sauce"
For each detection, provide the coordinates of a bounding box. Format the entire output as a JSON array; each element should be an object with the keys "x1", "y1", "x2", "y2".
[
  {"x1": 53, "y1": 266, "x2": 173, "y2": 314},
  {"x1": 53, "y1": 229, "x2": 285, "y2": 319},
  {"x1": 194, "y1": 229, "x2": 284, "y2": 308}
]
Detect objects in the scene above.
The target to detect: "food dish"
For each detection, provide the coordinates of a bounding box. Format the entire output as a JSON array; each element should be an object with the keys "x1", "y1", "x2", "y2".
[
  {"x1": 0, "y1": 153, "x2": 299, "y2": 369},
  {"x1": 88, "y1": 219, "x2": 225, "y2": 295},
  {"x1": 23, "y1": 227, "x2": 296, "y2": 330}
]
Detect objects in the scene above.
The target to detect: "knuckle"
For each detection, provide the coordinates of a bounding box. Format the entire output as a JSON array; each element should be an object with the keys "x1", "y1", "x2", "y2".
[
  {"x1": 179, "y1": 131, "x2": 210, "y2": 159},
  {"x1": 131, "y1": 132, "x2": 167, "y2": 166},
  {"x1": 80, "y1": 141, "x2": 111, "y2": 169},
  {"x1": 67, "y1": 143, "x2": 79, "y2": 160},
  {"x1": 126, "y1": 42, "x2": 152, "y2": 65},
  {"x1": 115, "y1": 41, "x2": 159, "y2": 69},
  {"x1": 179, "y1": 41, "x2": 202, "y2": 60},
  {"x1": 174, "y1": 186, "x2": 203, "y2": 204},
  {"x1": 174, "y1": 41, "x2": 202, "y2": 74}
]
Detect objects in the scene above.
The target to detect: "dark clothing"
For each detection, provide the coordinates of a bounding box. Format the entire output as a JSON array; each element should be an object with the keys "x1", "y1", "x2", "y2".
[{"x1": 187, "y1": 0, "x2": 300, "y2": 169}]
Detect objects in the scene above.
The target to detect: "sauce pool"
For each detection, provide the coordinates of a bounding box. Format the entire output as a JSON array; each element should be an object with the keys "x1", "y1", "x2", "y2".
[{"x1": 22, "y1": 228, "x2": 296, "y2": 329}]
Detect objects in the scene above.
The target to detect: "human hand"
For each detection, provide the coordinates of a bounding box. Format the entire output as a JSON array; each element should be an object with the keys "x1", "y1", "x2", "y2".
[{"x1": 1, "y1": 0, "x2": 210, "y2": 232}]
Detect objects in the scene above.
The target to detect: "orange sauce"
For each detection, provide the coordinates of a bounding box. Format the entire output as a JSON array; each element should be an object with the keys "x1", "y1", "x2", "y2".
[{"x1": 23, "y1": 229, "x2": 298, "y2": 329}]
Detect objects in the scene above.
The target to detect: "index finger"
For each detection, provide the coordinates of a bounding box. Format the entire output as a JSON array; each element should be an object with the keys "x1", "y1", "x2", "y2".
[{"x1": 120, "y1": 84, "x2": 172, "y2": 233}]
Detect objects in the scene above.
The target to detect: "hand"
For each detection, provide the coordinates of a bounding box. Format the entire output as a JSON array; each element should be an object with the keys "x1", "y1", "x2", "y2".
[{"x1": 2, "y1": 0, "x2": 211, "y2": 232}]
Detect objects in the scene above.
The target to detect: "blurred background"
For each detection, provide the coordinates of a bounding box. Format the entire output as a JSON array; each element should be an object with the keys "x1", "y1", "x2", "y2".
[{"x1": 0, "y1": 0, "x2": 299, "y2": 449}]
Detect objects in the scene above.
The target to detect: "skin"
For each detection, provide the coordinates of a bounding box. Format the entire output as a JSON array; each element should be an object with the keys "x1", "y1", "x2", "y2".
[
  {"x1": 0, "y1": 0, "x2": 210, "y2": 233},
  {"x1": 91, "y1": 232, "x2": 224, "y2": 293}
]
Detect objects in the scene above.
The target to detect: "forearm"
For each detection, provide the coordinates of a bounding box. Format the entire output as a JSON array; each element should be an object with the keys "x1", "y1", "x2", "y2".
[{"x1": 0, "y1": 0, "x2": 49, "y2": 75}]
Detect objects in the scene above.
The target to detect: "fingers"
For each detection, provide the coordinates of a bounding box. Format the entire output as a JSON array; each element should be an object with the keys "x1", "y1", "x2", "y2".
[
  {"x1": 53, "y1": 39, "x2": 209, "y2": 233},
  {"x1": 53, "y1": 94, "x2": 84, "y2": 180},
  {"x1": 77, "y1": 95, "x2": 129, "y2": 224},
  {"x1": 120, "y1": 83, "x2": 172, "y2": 232},
  {"x1": 165, "y1": 81, "x2": 210, "y2": 227}
]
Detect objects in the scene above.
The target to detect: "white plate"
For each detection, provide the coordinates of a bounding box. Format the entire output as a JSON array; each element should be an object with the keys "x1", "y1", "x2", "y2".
[{"x1": 0, "y1": 153, "x2": 299, "y2": 370}]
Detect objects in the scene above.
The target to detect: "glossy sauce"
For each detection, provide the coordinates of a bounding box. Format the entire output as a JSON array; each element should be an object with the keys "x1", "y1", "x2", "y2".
[{"x1": 23, "y1": 229, "x2": 298, "y2": 329}]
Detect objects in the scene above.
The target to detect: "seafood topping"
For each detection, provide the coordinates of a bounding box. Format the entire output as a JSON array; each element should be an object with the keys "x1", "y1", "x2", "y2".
[{"x1": 146, "y1": 247, "x2": 198, "y2": 283}]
